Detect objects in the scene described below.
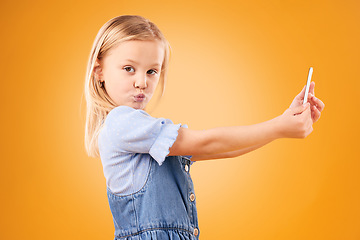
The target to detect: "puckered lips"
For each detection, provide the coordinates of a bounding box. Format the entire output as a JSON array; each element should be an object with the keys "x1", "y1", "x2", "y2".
[{"x1": 134, "y1": 93, "x2": 145, "y2": 102}]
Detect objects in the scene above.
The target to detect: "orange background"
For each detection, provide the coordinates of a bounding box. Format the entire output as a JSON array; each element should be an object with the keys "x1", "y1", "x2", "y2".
[{"x1": 1, "y1": 0, "x2": 359, "y2": 239}]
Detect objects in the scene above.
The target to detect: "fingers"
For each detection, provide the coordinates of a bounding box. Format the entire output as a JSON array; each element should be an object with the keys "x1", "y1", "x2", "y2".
[
  {"x1": 307, "y1": 92, "x2": 324, "y2": 123},
  {"x1": 309, "y1": 81, "x2": 315, "y2": 95},
  {"x1": 311, "y1": 104, "x2": 321, "y2": 123},
  {"x1": 292, "y1": 102, "x2": 310, "y2": 115},
  {"x1": 308, "y1": 93, "x2": 325, "y2": 112},
  {"x1": 296, "y1": 81, "x2": 315, "y2": 102},
  {"x1": 292, "y1": 81, "x2": 315, "y2": 108},
  {"x1": 303, "y1": 103, "x2": 312, "y2": 117},
  {"x1": 297, "y1": 84, "x2": 307, "y2": 100}
]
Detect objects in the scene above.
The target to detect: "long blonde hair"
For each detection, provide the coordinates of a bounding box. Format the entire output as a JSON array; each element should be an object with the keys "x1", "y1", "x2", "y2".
[{"x1": 84, "y1": 15, "x2": 171, "y2": 158}]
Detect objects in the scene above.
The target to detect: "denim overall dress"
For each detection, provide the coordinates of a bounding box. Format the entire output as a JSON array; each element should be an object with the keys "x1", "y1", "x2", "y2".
[{"x1": 106, "y1": 156, "x2": 200, "y2": 239}]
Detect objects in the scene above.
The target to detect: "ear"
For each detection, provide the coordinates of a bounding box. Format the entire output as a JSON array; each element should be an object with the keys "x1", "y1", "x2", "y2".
[{"x1": 93, "y1": 58, "x2": 104, "y2": 80}]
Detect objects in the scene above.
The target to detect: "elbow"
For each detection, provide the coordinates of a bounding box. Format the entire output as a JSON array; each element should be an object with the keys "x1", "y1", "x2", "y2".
[
  {"x1": 192, "y1": 130, "x2": 221, "y2": 155},
  {"x1": 169, "y1": 128, "x2": 223, "y2": 156}
]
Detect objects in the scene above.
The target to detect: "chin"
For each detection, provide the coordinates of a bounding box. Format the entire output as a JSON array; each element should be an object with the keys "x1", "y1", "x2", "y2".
[{"x1": 132, "y1": 103, "x2": 147, "y2": 110}]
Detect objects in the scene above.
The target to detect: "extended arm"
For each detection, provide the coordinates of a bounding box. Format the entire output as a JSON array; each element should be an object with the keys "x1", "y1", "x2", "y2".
[
  {"x1": 169, "y1": 82, "x2": 324, "y2": 161},
  {"x1": 169, "y1": 103, "x2": 313, "y2": 160}
]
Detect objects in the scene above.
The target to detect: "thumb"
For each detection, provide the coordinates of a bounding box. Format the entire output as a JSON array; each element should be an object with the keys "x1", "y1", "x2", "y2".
[{"x1": 291, "y1": 102, "x2": 310, "y2": 115}]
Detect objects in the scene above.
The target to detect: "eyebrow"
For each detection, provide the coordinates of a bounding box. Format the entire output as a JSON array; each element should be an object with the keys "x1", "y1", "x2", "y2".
[
  {"x1": 125, "y1": 59, "x2": 138, "y2": 64},
  {"x1": 124, "y1": 59, "x2": 161, "y2": 68}
]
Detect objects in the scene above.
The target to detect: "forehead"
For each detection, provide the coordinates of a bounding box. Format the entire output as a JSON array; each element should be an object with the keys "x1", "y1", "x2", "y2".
[{"x1": 105, "y1": 40, "x2": 165, "y2": 66}]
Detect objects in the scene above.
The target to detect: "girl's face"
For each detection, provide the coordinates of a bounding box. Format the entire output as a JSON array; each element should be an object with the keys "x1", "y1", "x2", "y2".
[{"x1": 96, "y1": 40, "x2": 165, "y2": 110}]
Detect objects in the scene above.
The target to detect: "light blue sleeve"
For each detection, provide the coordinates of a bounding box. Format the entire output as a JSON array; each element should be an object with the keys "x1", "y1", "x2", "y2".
[{"x1": 104, "y1": 106, "x2": 184, "y2": 166}]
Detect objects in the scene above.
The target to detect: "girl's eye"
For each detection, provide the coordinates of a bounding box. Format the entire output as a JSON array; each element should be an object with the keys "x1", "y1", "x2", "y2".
[
  {"x1": 123, "y1": 66, "x2": 135, "y2": 72},
  {"x1": 147, "y1": 69, "x2": 158, "y2": 75}
]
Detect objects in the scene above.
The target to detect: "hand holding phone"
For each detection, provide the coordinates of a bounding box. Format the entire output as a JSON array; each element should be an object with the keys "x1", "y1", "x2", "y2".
[{"x1": 303, "y1": 67, "x2": 313, "y2": 104}]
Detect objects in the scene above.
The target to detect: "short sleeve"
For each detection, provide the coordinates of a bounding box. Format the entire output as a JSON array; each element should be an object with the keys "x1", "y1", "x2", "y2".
[{"x1": 103, "y1": 106, "x2": 183, "y2": 166}]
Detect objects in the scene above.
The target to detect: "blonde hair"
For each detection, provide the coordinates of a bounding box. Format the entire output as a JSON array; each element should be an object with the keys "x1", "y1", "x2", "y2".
[{"x1": 84, "y1": 15, "x2": 171, "y2": 158}]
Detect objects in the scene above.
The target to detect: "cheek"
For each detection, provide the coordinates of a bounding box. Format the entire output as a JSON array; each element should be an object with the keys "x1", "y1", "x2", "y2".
[
  {"x1": 104, "y1": 70, "x2": 130, "y2": 89},
  {"x1": 106, "y1": 80, "x2": 130, "y2": 94},
  {"x1": 105, "y1": 78, "x2": 132, "y2": 100},
  {"x1": 148, "y1": 76, "x2": 160, "y2": 89}
]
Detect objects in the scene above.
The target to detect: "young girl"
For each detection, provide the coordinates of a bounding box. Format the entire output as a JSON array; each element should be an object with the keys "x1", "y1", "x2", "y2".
[{"x1": 84, "y1": 15, "x2": 324, "y2": 240}]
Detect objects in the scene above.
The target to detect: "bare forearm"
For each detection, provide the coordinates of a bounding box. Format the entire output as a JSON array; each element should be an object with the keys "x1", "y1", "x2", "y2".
[
  {"x1": 169, "y1": 117, "x2": 280, "y2": 157},
  {"x1": 169, "y1": 103, "x2": 313, "y2": 157},
  {"x1": 201, "y1": 118, "x2": 279, "y2": 155},
  {"x1": 192, "y1": 141, "x2": 271, "y2": 161}
]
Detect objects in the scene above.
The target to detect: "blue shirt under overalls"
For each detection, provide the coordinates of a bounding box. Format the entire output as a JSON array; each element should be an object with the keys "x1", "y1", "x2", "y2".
[{"x1": 98, "y1": 106, "x2": 200, "y2": 239}]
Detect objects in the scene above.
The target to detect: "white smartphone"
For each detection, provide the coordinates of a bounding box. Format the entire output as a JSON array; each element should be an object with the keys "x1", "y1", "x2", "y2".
[{"x1": 303, "y1": 67, "x2": 313, "y2": 104}]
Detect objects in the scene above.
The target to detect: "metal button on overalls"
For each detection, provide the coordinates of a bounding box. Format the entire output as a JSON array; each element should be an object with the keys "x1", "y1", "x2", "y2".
[
  {"x1": 194, "y1": 228, "x2": 199, "y2": 236},
  {"x1": 189, "y1": 193, "x2": 195, "y2": 202}
]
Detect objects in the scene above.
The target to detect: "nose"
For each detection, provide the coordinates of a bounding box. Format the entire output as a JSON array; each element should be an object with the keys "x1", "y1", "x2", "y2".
[{"x1": 134, "y1": 74, "x2": 147, "y2": 89}]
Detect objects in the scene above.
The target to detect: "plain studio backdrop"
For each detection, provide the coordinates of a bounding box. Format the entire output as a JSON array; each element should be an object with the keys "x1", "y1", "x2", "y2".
[{"x1": 1, "y1": 0, "x2": 359, "y2": 239}]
